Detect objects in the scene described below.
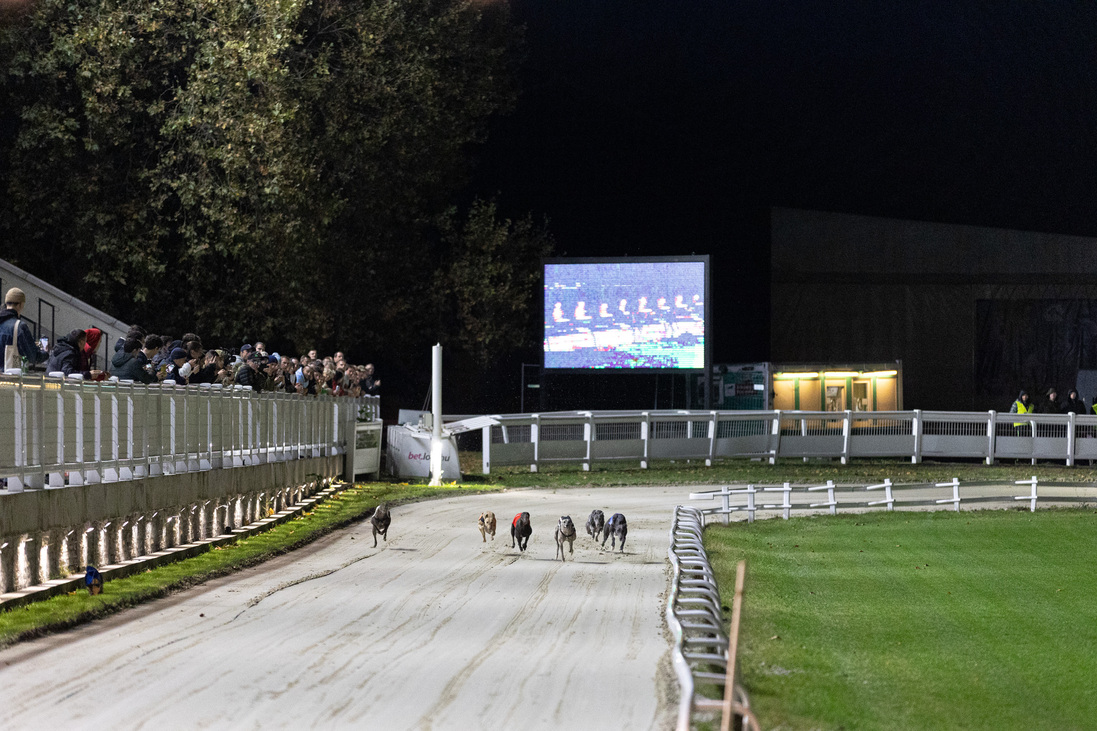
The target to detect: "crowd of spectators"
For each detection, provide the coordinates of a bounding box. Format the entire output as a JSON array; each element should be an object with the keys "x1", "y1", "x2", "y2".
[{"x1": 1, "y1": 287, "x2": 380, "y2": 398}]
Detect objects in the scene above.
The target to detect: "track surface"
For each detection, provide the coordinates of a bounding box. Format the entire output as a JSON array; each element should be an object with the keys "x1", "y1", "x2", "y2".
[{"x1": 0, "y1": 486, "x2": 685, "y2": 730}]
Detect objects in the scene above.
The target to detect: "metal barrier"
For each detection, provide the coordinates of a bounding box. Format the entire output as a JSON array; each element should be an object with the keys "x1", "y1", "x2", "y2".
[
  {"x1": 688, "y1": 476, "x2": 1097, "y2": 524},
  {"x1": 478, "y1": 409, "x2": 1097, "y2": 472},
  {"x1": 0, "y1": 374, "x2": 379, "y2": 492},
  {"x1": 666, "y1": 505, "x2": 757, "y2": 731}
]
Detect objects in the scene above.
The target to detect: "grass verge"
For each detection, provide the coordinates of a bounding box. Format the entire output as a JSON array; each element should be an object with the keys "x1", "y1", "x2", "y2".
[
  {"x1": 0, "y1": 482, "x2": 501, "y2": 650},
  {"x1": 704, "y1": 508, "x2": 1097, "y2": 730}
]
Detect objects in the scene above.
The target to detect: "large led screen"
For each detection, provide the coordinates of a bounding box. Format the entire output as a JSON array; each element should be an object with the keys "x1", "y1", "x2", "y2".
[{"x1": 543, "y1": 257, "x2": 708, "y2": 370}]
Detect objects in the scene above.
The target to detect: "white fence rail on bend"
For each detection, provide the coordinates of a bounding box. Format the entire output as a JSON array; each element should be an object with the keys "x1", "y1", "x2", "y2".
[
  {"x1": 0, "y1": 374, "x2": 379, "y2": 491},
  {"x1": 688, "y1": 476, "x2": 1097, "y2": 524},
  {"x1": 477, "y1": 409, "x2": 1097, "y2": 472},
  {"x1": 667, "y1": 505, "x2": 757, "y2": 731}
]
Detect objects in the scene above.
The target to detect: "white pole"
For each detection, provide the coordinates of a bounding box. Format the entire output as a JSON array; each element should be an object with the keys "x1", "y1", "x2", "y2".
[{"x1": 429, "y1": 343, "x2": 443, "y2": 486}]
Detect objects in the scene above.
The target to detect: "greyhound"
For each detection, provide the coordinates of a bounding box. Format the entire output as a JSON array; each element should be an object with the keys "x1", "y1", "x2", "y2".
[
  {"x1": 511, "y1": 512, "x2": 532, "y2": 551},
  {"x1": 586, "y1": 509, "x2": 605, "y2": 540},
  {"x1": 371, "y1": 503, "x2": 391, "y2": 547},
  {"x1": 479, "y1": 511, "x2": 497, "y2": 542},
  {"x1": 555, "y1": 515, "x2": 577, "y2": 561},
  {"x1": 602, "y1": 513, "x2": 627, "y2": 551}
]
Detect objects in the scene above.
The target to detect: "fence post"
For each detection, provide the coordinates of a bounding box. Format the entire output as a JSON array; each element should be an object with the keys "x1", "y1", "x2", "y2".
[
  {"x1": 801, "y1": 415, "x2": 809, "y2": 463},
  {"x1": 641, "y1": 411, "x2": 650, "y2": 469},
  {"x1": 530, "y1": 414, "x2": 540, "y2": 473},
  {"x1": 986, "y1": 410, "x2": 996, "y2": 465},
  {"x1": 746, "y1": 485, "x2": 756, "y2": 524},
  {"x1": 48, "y1": 381, "x2": 64, "y2": 488},
  {"x1": 782, "y1": 482, "x2": 791, "y2": 519},
  {"x1": 911, "y1": 409, "x2": 922, "y2": 464},
  {"x1": 583, "y1": 411, "x2": 593, "y2": 472},
  {"x1": 72, "y1": 383, "x2": 85, "y2": 485},
  {"x1": 706, "y1": 410, "x2": 716, "y2": 467},
  {"x1": 104, "y1": 384, "x2": 120, "y2": 482},
  {"x1": 1067, "y1": 411, "x2": 1076, "y2": 467},
  {"x1": 769, "y1": 410, "x2": 781, "y2": 465},
  {"x1": 482, "y1": 424, "x2": 492, "y2": 475},
  {"x1": 841, "y1": 410, "x2": 851, "y2": 465}
]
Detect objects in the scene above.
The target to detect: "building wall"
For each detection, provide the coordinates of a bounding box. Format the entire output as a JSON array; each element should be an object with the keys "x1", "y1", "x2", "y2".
[{"x1": 771, "y1": 208, "x2": 1097, "y2": 411}]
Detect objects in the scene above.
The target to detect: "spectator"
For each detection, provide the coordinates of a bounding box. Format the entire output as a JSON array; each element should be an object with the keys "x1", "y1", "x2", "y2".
[
  {"x1": 164, "y1": 347, "x2": 190, "y2": 384},
  {"x1": 46, "y1": 329, "x2": 87, "y2": 377},
  {"x1": 234, "y1": 353, "x2": 262, "y2": 389},
  {"x1": 141, "y1": 335, "x2": 164, "y2": 379},
  {"x1": 152, "y1": 336, "x2": 175, "y2": 368},
  {"x1": 361, "y1": 363, "x2": 381, "y2": 395},
  {"x1": 82, "y1": 327, "x2": 107, "y2": 380},
  {"x1": 281, "y1": 357, "x2": 297, "y2": 394},
  {"x1": 0, "y1": 288, "x2": 48, "y2": 371},
  {"x1": 1063, "y1": 388, "x2": 1085, "y2": 414},
  {"x1": 111, "y1": 337, "x2": 155, "y2": 383},
  {"x1": 115, "y1": 325, "x2": 145, "y2": 354},
  {"x1": 1039, "y1": 387, "x2": 1062, "y2": 414},
  {"x1": 1010, "y1": 390, "x2": 1034, "y2": 433},
  {"x1": 189, "y1": 347, "x2": 224, "y2": 385}
]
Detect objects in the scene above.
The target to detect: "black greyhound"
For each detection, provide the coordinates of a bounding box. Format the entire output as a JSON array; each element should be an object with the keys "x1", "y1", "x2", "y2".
[
  {"x1": 511, "y1": 512, "x2": 532, "y2": 551},
  {"x1": 602, "y1": 513, "x2": 627, "y2": 551}
]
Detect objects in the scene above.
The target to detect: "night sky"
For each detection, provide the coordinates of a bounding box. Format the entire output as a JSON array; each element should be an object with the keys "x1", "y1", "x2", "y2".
[{"x1": 474, "y1": 1, "x2": 1097, "y2": 370}]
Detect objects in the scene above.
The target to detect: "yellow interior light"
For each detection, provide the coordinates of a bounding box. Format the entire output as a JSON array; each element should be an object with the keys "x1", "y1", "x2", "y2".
[
  {"x1": 775, "y1": 372, "x2": 819, "y2": 380},
  {"x1": 862, "y1": 370, "x2": 898, "y2": 378},
  {"x1": 823, "y1": 371, "x2": 860, "y2": 379}
]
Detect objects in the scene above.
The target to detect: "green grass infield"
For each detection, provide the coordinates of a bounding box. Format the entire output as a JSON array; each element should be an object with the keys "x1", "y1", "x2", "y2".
[
  {"x1": 704, "y1": 508, "x2": 1097, "y2": 730},
  {"x1": 0, "y1": 482, "x2": 502, "y2": 649}
]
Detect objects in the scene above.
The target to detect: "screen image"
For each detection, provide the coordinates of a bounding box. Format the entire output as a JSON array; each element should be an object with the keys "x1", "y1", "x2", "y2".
[{"x1": 543, "y1": 258, "x2": 707, "y2": 370}]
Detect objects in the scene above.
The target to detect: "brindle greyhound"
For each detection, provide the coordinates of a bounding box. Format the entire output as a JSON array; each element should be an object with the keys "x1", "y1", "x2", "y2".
[
  {"x1": 511, "y1": 512, "x2": 532, "y2": 551},
  {"x1": 371, "y1": 503, "x2": 391, "y2": 547},
  {"x1": 555, "y1": 515, "x2": 576, "y2": 561},
  {"x1": 602, "y1": 513, "x2": 627, "y2": 551},
  {"x1": 586, "y1": 509, "x2": 605, "y2": 540}
]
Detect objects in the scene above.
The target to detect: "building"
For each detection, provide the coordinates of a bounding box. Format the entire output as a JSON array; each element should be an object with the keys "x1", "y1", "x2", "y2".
[
  {"x1": 770, "y1": 208, "x2": 1097, "y2": 411},
  {"x1": 0, "y1": 258, "x2": 130, "y2": 370}
]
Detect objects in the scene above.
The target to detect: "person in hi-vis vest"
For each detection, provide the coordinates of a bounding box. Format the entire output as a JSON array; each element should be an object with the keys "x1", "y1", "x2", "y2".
[{"x1": 1010, "y1": 390, "x2": 1034, "y2": 434}]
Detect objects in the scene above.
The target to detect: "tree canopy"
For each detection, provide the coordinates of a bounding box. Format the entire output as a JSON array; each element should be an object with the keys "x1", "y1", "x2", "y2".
[{"x1": 0, "y1": 0, "x2": 549, "y2": 380}]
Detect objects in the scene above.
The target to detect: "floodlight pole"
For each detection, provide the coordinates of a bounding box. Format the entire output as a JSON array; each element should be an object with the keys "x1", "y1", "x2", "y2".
[{"x1": 429, "y1": 343, "x2": 443, "y2": 486}]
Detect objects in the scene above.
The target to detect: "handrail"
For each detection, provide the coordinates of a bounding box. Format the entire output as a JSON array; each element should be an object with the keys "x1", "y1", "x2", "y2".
[
  {"x1": 667, "y1": 505, "x2": 759, "y2": 730},
  {"x1": 478, "y1": 408, "x2": 1097, "y2": 472},
  {"x1": 0, "y1": 373, "x2": 379, "y2": 492}
]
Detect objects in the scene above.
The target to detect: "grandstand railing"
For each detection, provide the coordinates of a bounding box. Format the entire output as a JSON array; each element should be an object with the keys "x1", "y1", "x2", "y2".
[
  {"x1": 479, "y1": 409, "x2": 1097, "y2": 472},
  {"x1": 0, "y1": 374, "x2": 379, "y2": 491}
]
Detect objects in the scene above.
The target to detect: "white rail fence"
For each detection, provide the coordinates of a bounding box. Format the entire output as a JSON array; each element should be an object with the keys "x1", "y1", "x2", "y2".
[
  {"x1": 666, "y1": 506, "x2": 757, "y2": 731},
  {"x1": 688, "y1": 476, "x2": 1097, "y2": 525},
  {"x1": 479, "y1": 409, "x2": 1097, "y2": 472},
  {"x1": 0, "y1": 374, "x2": 379, "y2": 491}
]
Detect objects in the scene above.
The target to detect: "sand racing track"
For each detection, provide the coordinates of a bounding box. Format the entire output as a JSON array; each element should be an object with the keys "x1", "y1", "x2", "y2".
[{"x1": 0, "y1": 486, "x2": 688, "y2": 730}]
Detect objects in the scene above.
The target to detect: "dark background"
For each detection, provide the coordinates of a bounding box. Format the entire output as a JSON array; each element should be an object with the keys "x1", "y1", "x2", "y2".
[{"x1": 451, "y1": 1, "x2": 1097, "y2": 414}]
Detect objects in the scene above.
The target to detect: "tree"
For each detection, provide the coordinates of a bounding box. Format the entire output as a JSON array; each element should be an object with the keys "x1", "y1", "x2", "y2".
[
  {"x1": 437, "y1": 198, "x2": 553, "y2": 367},
  {"x1": 0, "y1": 0, "x2": 527, "y2": 357}
]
